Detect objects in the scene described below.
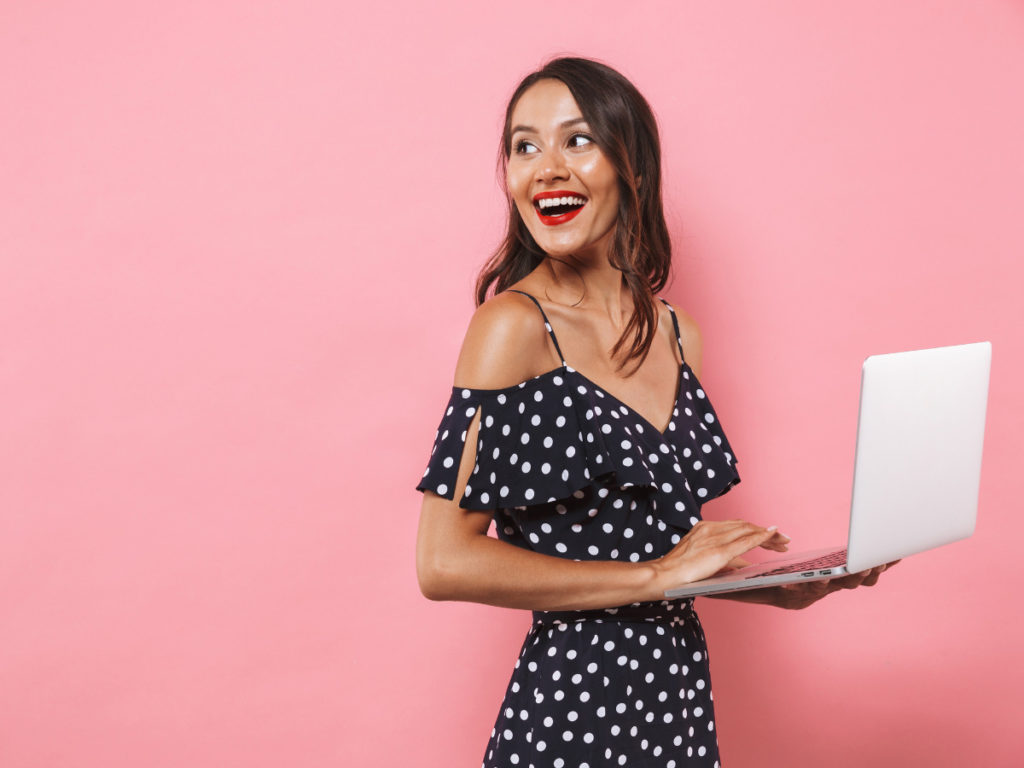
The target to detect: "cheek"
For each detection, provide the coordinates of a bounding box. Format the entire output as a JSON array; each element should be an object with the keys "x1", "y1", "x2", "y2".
[
  {"x1": 579, "y1": 159, "x2": 620, "y2": 212},
  {"x1": 595, "y1": 188, "x2": 621, "y2": 228},
  {"x1": 578, "y1": 156, "x2": 602, "y2": 177},
  {"x1": 507, "y1": 174, "x2": 533, "y2": 215},
  {"x1": 516, "y1": 201, "x2": 537, "y2": 228},
  {"x1": 506, "y1": 163, "x2": 530, "y2": 197}
]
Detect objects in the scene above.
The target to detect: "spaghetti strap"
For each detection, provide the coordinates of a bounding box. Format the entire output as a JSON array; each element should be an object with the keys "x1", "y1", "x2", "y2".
[
  {"x1": 506, "y1": 289, "x2": 566, "y2": 366},
  {"x1": 658, "y1": 297, "x2": 686, "y2": 363}
]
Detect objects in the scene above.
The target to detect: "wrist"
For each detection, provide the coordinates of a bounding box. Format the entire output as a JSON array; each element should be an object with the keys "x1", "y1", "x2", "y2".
[{"x1": 638, "y1": 559, "x2": 667, "y2": 602}]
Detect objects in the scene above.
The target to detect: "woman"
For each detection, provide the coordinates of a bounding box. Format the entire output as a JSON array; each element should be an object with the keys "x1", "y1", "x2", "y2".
[{"x1": 415, "y1": 57, "x2": 891, "y2": 767}]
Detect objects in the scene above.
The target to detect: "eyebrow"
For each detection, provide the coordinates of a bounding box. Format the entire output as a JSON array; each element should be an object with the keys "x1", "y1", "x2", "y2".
[{"x1": 510, "y1": 117, "x2": 589, "y2": 136}]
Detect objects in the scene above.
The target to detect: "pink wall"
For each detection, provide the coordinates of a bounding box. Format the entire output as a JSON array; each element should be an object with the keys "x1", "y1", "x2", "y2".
[{"x1": 2, "y1": 1, "x2": 1022, "y2": 766}]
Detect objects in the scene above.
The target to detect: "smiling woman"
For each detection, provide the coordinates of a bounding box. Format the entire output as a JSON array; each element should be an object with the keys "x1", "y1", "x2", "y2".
[
  {"x1": 480, "y1": 58, "x2": 673, "y2": 371},
  {"x1": 414, "y1": 56, "x2": 892, "y2": 768},
  {"x1": 505, "y1": 80, "x2": 621, "y2": 259}
]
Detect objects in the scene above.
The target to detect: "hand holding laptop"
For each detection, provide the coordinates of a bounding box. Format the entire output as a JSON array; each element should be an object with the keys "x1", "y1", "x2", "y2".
[
  {"x1": 704, "y1": 558, "x2": 901, "y2": 609},
  {"x1": 663, "y1": 342, "x2": 989, "y2": 601}
]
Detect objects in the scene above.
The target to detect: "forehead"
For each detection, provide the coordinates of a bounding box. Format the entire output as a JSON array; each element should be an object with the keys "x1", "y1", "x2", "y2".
[{"x1": 510, "y1": 79, "x2": 583, "y2": 130}]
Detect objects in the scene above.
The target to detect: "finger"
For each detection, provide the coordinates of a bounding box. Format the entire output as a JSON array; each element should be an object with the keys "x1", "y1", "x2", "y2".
[
  {"x1": 757, "y1": 530, "x2": 791, "y2": 552},
  {"x1": 849, "y1": 565, "x2": 886, "y2": 588},
  {"x1": 736, "y1": 525, "x2": 785, "y2": 553},
  {"x1": 787, "y1": 579, "x2": 832, "y2": 605},
  {"x1": 726, "y1": 555, "x2": 753, "y2": 570},
  {"x1": 712, "y1": 564, "x2": 740, "y2": 576},
  {"x1": 860, "y1": 571, "x2": 882, "y2": 587},
  {"x1": 833, "y1": 573, "x2": 867, "y2": 590},
  {"x1": 710, "y1": 528, "x2": 775, "y2": 564},
  {"x1": 866, "y1": 564, "x2": 889, "y2": 585},
  {"x1": 711, "y1": 555, "x2": 752, "y2": 576}
]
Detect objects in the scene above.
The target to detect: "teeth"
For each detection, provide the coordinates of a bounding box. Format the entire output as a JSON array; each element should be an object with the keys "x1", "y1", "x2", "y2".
[{"x1": 538, "y1": 196, "x2": 586, "y2": 210}]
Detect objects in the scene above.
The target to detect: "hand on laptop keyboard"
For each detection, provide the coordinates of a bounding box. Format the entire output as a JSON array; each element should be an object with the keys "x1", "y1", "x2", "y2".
[{"x1": 648, "y1": 520, "x2": 792, "y2": 599}]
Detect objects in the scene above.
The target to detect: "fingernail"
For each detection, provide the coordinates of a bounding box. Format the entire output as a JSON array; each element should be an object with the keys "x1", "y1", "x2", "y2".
[
  {"x1": 780, "y1": 532, "x2": 791, "y2": 540},
  {"x1": 766, "y1": 525, "x2": 778, "y2": 532}
]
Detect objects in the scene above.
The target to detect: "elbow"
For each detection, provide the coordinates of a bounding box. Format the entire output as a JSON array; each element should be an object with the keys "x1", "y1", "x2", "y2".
[
  {"x1": 416, "y1": 514, "x2": 485, "y2": 601},
  {"x1": 417, "y1": 550, "x2": 459, "y2": 602},
  {"x1": 417, "y1": 566, "x2": 447, "y2": 601},
  {"x1": 419, "y1": 580, "x2": 447, "y2": 602}
]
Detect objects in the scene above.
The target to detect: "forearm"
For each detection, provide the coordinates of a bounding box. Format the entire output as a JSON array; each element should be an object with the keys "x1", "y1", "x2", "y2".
[{"x1": 420, "y1": 533, "x2": 664, "y2": 612}]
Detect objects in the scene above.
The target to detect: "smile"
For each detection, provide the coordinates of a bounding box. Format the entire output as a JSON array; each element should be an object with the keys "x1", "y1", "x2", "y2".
[{"x1": 532, "y1": 190, "x2": 588, "y2": 226}]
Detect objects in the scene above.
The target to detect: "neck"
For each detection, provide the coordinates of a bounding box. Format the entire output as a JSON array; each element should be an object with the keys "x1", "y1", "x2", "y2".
[{"x1": 543, "y1": 236, "x2": 632, "y2": 327}]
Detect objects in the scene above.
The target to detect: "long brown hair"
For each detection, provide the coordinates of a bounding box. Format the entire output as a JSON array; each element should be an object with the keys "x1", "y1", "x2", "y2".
[{"x1": 475, "y1": 57, "x2": 673, "y2": 373}]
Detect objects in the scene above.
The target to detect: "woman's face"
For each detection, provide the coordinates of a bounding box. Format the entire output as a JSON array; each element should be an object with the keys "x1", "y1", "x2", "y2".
[{"x1": 506, "y1": 79, "x2": 620, "y2": 262}]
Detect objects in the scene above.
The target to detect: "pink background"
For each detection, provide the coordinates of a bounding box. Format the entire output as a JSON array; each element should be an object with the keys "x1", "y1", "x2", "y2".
[{"x1": 2, "y1": 1, "x2": 1022, "y2": 766}]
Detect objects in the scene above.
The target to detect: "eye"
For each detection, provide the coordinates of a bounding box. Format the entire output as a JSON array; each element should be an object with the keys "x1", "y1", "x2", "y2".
[
  {"x1": 513, "y1": 139, "x2": 539, "y2": 155},
  {"x1": 568, "y1": 133, "x2": 594, "y2": 148}
]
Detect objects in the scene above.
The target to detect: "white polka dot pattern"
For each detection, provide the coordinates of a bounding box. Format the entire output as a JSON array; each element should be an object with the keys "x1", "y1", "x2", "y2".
[
  {"x1": 416, "y1": 363, "x2": 739, "y2": 531},
  {"x1": 416, "y1": 295, "x2": 735, "y2": 767},
  {"x1": 484, "y1": 604, "x2": 722, "y2": 767}
]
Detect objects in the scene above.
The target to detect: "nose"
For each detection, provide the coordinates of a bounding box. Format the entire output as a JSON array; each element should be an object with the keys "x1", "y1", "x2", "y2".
[{"x1": 536, "y1": 146, "x2": 569, "y2": 184}]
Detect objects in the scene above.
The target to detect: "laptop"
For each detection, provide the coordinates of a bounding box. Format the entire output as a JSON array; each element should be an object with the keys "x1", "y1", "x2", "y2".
[{"x1": 665, "y1": 341, "x2": 991, "y2": 599}]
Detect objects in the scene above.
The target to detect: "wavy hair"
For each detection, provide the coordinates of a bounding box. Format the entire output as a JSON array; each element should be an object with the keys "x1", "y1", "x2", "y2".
[{"x1": 475, "y1": 57, "x2": 673, "y2": 373}]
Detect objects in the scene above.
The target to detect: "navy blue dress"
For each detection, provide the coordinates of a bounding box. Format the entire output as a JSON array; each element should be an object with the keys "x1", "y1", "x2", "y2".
[{"x1": 416, "y1": 290, "x2": 741, "y2": 768}]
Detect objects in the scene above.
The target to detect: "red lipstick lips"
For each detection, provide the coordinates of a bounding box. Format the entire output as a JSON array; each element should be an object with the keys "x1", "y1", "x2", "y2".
[{"x1": 532, "y1": 190, "x2": 587, "y2": 226}]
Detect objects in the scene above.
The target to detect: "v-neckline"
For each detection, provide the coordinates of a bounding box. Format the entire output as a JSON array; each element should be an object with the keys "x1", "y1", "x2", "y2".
[
  {"x1": 565, "y1": 361, "x2": 684, "y2": 438},
  {"x1": 503, "y1": 289, "x2": 685, "y2": 437}
]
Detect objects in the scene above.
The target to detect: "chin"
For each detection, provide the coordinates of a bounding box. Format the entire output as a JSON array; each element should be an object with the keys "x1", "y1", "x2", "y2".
[{"x1": 536, "y1": 242, "x2": 581, "y2": 260}]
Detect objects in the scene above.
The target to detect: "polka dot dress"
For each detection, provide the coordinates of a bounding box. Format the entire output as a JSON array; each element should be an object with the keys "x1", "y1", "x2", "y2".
[{"x1": 416, "y1": 290, "x2": 741, "y2": 767}]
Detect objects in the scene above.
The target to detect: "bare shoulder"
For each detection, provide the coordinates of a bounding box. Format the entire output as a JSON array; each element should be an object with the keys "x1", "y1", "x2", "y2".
[
  {"x1": 452, "y1": 290, "x2": 560, "y2": 390},
  {"x1": 660, "y1": 299, "x2": 704, "y2": 378}
]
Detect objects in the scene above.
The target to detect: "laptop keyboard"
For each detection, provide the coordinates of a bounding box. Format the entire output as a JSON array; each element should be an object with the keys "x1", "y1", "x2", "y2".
[{"x1": 747, "y1": 549, "x2": 848, "y2": 578}]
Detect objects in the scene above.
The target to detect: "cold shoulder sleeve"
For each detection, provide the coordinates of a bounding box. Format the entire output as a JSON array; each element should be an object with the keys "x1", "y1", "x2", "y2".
[
  {"x1": 415, "y1": 386, "x2": 487, "y2": 505},
  {"x1": 415, "y1": 378, "x2": 558, "y2": 509},
  {"x1": 416, "y1": 363, "x2": 741, "y2": 525},
  {"x1": 415, "y1": 371, "x2": 616, "y2": 511}
]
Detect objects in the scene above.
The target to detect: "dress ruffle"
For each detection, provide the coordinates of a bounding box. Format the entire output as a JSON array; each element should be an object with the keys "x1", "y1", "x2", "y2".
[{"x1": 416, "y1": 364, "x2": 739, "y2": 532}]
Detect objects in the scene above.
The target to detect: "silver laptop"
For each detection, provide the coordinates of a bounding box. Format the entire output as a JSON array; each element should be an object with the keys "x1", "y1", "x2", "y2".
[{"x1": 665, "y1": 341, "x2": 991, "y2": 599}]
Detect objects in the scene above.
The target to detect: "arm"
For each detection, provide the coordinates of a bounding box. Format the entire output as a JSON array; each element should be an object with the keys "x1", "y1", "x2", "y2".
[
  {"x1": 416, "y1": 409, "x2": 790, "y2": 611},
  {"x1": 417, "y1": 293, "x2": 660, "y2": 610},
  {"x1": 416, "y1": 408, "x2": 664, "y2": 611},
  {"x1": 416, "y1": 295, "x2": 790, "y2": 611}
]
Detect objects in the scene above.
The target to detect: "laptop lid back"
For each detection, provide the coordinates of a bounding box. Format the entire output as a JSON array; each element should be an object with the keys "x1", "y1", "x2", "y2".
[{"x1": 845, "y1": 341, "x2": 991, "y2": 573}]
